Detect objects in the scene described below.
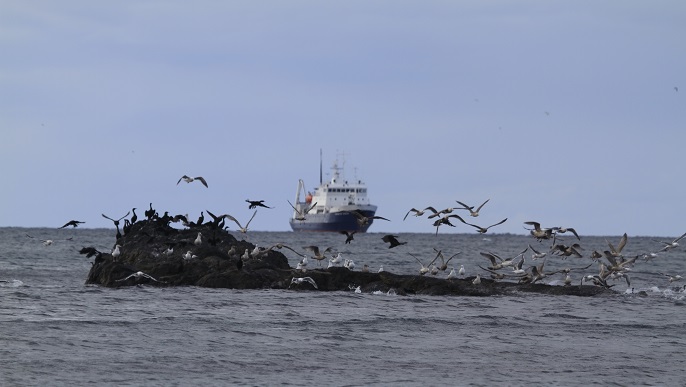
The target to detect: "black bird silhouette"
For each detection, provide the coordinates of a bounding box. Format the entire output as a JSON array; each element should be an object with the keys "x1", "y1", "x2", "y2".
[
  {"x1": 145, "y1": 203, "x2": 157, "y2": 220},
  {"x1": 59, "y1": 220, "x2": 85, "y2": 229},
  {"x1": 382, "y1": 234, "x2": 407, "y2": 248},
  {"x1": 341, "y1": 230, "x2": 356, "y2": 244},
  {"x1": 102, "y1": 211, "x2": 130, "y2": 239},
  {"x1": 246, "y1": 200, "x2": 272, "y2": 209}
]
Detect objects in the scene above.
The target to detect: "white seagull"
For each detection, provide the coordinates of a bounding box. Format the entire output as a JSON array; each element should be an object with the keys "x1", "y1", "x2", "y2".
[
  {"x1": 655, "y1": 232, "x2": 686, "y2": 252},
  {"x1": 225, "y1": 210, "x2": 258, "y2": 233},
  {"x1": 290, "y1": 277, "x2": 318, "y2": 289},
  {"x1": 177, "y1": 175, "x2": 208, "y2": 188},
  {"x1": 116, "y1": 271, "x2": 163, "y2": 283}
]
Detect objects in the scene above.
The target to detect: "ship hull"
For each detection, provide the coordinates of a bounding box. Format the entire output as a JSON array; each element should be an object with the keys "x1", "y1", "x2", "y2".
[{"x1": 289, "y1": 209, "x2": 377, "y2": 232}]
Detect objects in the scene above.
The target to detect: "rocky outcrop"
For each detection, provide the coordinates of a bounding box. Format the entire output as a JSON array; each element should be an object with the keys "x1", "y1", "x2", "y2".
[{"x1": 84, "y1": 219, "x2": 613, "y2": 297}]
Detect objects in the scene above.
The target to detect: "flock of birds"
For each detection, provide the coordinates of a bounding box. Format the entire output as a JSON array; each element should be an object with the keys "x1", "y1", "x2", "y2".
[{"x1": 19, "y1": 174, "x2": 686, "y2": 290}]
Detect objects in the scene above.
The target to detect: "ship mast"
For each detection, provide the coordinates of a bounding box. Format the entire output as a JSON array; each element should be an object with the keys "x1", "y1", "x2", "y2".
[{"x1": 319, "y1": 148, "x2": 323, "y2": 185}]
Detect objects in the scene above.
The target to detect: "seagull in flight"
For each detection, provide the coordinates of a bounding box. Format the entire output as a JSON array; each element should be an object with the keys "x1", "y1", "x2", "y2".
[
  {"x1": 654, "y1": 232, "x2": 686, "y2": 252},
  {"x1": 116, "y1": 271, "x2": 163, "y2": 283},
  {"x1": 462, "y1": 218, "x2": 508, "y2": 234},
  {"x1": 290, "y1": 276, "x2": 319, "y2": 289},
  {"x1": 455, "y1": 199, "x2": 490, "y2": 217},
  {"x1": 177, "y1": 175, "x2": 208, "y2": 188},
  {"x1": 224, "y1": 210, "x2": 258, "y2": 233},
  {"x1": 288, "y1": 200, "x2": 317, "y2": 222},
  {"x1": 59, "y1": 220, "x2": 85, "y2": 229},
  {"x1": 403, "y1": 206, "x2": 438, "y2": 220}
]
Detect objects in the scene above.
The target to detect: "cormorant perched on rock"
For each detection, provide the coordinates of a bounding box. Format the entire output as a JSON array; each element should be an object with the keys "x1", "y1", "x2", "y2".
[
  {"x1": 145, "y1": 203, "x2": 156, "y2": 220},
  {"x1": 59, "y1": 220, "x2": 85, "y2": 229},
  {"x1": 130, "y1": 208, "x2": 137, "y2": 224}
]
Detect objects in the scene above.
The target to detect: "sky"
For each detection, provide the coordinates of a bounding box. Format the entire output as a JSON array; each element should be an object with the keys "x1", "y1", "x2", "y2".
[{"x1": 1, "y1": 1, "x2": 685, "y2": 237}]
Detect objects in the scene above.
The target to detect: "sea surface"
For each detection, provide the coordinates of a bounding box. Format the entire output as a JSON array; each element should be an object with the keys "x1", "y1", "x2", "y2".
[{"x1": 1, "y1": 227, "x2": 685, "y2": 386}]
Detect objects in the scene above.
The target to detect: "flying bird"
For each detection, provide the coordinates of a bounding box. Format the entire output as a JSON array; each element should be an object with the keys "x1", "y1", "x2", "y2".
[
  {"x1": 403, "y1": 207, "x2": 438, "y2": 221},
  {"x1": 462, "y1": 218, "x2": 508, "y2": 234},
  {"x1": 340, "y1": 230, "x2": 356, "y2": 244},
  {"x1": 116, "y1": 271, "x2": 163, "y2": 283},
  {"x1": 59, "y1": 220, "x2": 85, "y2": 229},
  {"x1": 246, "y1": 200, "x2": 272, "y2": 209},
  {"x1": 345, "y1": 209, "x2": 390, "y2": 227},
  {"x1": 177, "y1": 175, "x2": 208, "y2": 188},
  {"x1": 224, "y1": 210, "x2": 258, "y2": 233},
  {"x1": 290, "y1": 277, "x2": 318, "y2": 289},
  {"x1": 654, "y1": 232, "x2": 686, "y2": 252},
  {"x1": 288, "y1": 200, "x2": 317, "y2": 222},
  {"x1": 455, "y1": 199, "x2": 490, "y2": 217},
  {"x1": 381, "y1": 234, "x2": 407, "y2": 249}
]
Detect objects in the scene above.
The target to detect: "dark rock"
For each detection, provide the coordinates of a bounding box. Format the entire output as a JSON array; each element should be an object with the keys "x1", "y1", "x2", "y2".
[{"x1": 84, "y1": 219, "x2": 614, "y2": 296}]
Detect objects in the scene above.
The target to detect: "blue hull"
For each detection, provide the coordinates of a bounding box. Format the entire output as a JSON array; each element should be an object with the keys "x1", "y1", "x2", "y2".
[{"x1": 289, "y1": 210, "x2": 376, "y2": 232}]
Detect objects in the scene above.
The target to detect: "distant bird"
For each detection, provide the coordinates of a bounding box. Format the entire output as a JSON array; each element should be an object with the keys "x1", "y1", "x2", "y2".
[
  {"x1": 462, "y1": 218, "x2": 508, "y2": 234},
  {"x1": 606, "y1": 233, "x2": 628, "y2": 258},
  {"x1": 246, "y1": 199, "x2": 272, "y2": 209},
  {"x1": 345, "y1": 209, "x2": 390, "y2": 227},
  {"x1": 381, "y1": 234, "x2": 407, "y2": 249},
  {"x1": 102, "y1": 211, "x2": 130, "y2": 239},
  {"x1": 224, "y1": 210, "x2": 258, "y2": 233},
  {"x1": 79, "y1": 246, "x2": 102, "y2": 259},
  {"x1": 654, "y1": 232, "x2": 686, "y2": 252},
  {"x1": 427, "y1": 206, "x2": 462, "y2": 219},
  {"x1": 130, "y1": 208, "x2": 138, "y2": 224},
  {"x1": 59, "y1": 220, "x2": 85, "y2": 229},
  {"x1": 194, "y1": 232, "x2": 202, "y2": 246},
  {"x1": 551, "y1": 243, "x2": 583, "y2": 258},
  {"x1": 432, "y1": 214, "x2": 466, "y2": 235},
  {"x1": 408, "y1": 252, "x2": 439, "y2": 276},
  {"x1": 458, "y1": 265, "x2": 466, "y2": 277},
  {"x1": 290, "y1": 277, "x2": 318, "y2": 289},
  {"x1": 660, "y1": 273, "x2": 683, "y2": 283},
  {"x1": 403, "y1": 207, "x2": 438, "y2": 220},
  {"x1": 116, "y1": 271, "x2": 163, "y2": 283},
  {"x1": 25, "y1": 234, "x2": 58, "y2": 246},
  {"x1": 528, "y1": 244, "x2": 547, "y2": 260},
  {"x1": 433, "y1": 248, "x2": 461, "y2": 271},
  {"x1": 344, "y1": 259, "x2": 356, "y2": 271},
  {"x1": 341, "y1": 230, "x2": 356, "y2": 244},
  {"x1": 553, "y1": 226, "x2": 581, "y2": 241},
  {"x1": 111, "y1": 244, "x2": 122, "y2": 259},
  {"x1": 145, "y1": 203, "x2": 157, "y2": 220},
  {"x1": 524, "y1": 221, "x2": 555, "y2": 241},
  {"x1": 447, "y1": 267, "x2": 458, "y2": 280},
  {"x1": 472, "y1": 274, "x2": 482, "y2": 285},
  {"x1": 302, "y1": 245, "x2": 333, "y2": 265},
  {"x1": 480, "y1": 251, "x2": 518, "y2": 270},
  {"x1": 455, "y1": 199, "x2": 490, "y2": 217},
  {"x1": 378, "y1": 265, "x2": 384, "y2": 273},
  {"x1": 177, "y1": 175, "x2": 208, "y2": 188},
  {"x1": 288, "y1": 200, "x2": 318, "y2": 222},
  {"x1": 256, "y1": 243, "x2": 306, "y2": 258}
]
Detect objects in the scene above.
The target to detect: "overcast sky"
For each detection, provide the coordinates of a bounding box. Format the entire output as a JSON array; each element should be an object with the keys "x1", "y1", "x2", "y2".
[{"x1": 2, "y1": 1, "x2": 684, "y2": 237}]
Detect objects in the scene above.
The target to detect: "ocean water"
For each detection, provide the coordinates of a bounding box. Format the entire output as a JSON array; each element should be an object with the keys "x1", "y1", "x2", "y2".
[{"x1": 1, "y1": 227, "x2": 685, "y2": 386}]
